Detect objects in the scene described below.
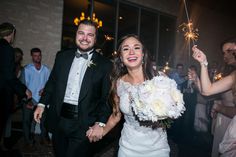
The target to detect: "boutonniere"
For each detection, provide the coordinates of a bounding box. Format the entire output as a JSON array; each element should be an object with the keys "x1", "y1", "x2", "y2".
[{"x1": 87, "y1": 60, "x2": 96, "y2": 67}]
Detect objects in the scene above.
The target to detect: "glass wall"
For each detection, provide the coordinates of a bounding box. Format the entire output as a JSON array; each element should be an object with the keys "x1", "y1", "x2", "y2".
[
  {"x1": 140, "y1": 9, "x2": 158, "y2": 61},
  {"x1": 158, "y1": 15, "x2": 176, "y2": 66},
  {"x1": 62, "y1": 0, "x2": 176, "y2": 64},
  {"x1": 94, "y1": 0, "x2": 116, "y2": 58},
  {"x1": 118, "y1": 3, "x2": 138, "y2": 39}
]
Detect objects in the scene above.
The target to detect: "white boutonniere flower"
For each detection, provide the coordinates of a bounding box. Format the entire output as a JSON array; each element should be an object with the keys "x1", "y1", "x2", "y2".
[{"x1": 87, "y1": 60, "x2": 96, "y2": 67}]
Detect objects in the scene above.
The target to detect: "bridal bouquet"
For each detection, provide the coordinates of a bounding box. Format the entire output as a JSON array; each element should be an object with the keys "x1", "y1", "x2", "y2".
[{"x1": 130, "y1": 75, "x2": 185, "y2": 129}]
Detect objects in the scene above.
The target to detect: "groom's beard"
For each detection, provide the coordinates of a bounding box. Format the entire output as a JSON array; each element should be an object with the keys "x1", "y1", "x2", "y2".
[{"x1": 77, "y1": 46, "x2": 94, "y2": 53}]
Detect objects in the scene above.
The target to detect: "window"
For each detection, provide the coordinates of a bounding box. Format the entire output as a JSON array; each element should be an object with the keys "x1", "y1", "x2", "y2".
[
  {"x1": 118, "y1": 3, "x2": 138, "y2": 39},
  {"x1": 62, "y1": 0, "x2": 176, "y2": 63},
  {"x1": 158, "y1": 15, "x2": 176, "y2": 66},
  {"x1": 140, "y1": 9, "x2": 158, "y2": 60},
  {"x1": 94, "y1": 0, "x2": 116, "y2": 58}
]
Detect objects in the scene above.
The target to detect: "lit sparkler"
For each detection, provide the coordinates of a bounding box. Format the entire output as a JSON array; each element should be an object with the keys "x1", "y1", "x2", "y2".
[
  {"x1": 178, "y1": 0, "x2": 200, "y2": 67},
  {"x1": 178, "y1": 0, "x2": 199, "y2": 45},
  {"x1": 179, "y1": 22, "x2": 199, "y2": 42}
]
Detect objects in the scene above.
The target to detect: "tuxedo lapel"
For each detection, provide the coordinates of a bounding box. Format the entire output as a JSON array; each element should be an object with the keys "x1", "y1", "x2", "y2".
[
  {"x1": 62, "y1": 50, "x2": 76, "y2": 82},
  {"x1": 78, "y1": 52, "x2": 98, "y2": 103},
  {"x1": 57, "y1": 50, "x2": 75, "y2": 110}
]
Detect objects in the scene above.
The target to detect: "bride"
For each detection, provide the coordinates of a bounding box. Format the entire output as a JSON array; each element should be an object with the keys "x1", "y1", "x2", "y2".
[{"x1": 87, "y1": 34, "x2": 185, "y2": 157}]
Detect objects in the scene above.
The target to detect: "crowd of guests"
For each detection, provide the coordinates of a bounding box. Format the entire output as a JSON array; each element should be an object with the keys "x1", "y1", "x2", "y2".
[
  {"x1": 168, "y1": 37, "x2": 236, "y2": 157},
  {"x1": 1, "y1": 19, "x2": 236, "y2": 157},
  {"x1": 0, "y1": 22, "x2": 52, "y2": 155}
]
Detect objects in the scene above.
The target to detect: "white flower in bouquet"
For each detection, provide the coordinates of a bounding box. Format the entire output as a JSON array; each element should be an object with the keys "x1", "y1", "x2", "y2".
[
  {"x1": 152, "y1": 99, "x2": 168, "y2": 117},
  {"x1": 130, "y1": 75, "x2": 185, "y2": 128}
]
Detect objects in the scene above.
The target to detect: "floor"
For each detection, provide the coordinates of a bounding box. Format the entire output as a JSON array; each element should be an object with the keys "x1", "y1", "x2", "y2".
[{"x1": 1, "y1": 110, "x2": 212, "y2": 157}]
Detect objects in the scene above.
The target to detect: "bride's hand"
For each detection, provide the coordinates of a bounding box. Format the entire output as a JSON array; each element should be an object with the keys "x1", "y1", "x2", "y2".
[
  {"x1": 86, "y1": 124, "x2": 104, "y2": 143},
  {"x1": 192, "y1": 45, "x2": 207, "y2": 64}
]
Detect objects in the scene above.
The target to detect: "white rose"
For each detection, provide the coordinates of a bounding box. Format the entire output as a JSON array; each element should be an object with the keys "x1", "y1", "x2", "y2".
[
  {"x1": 152, "y1": 99, "x2": 168, "y2": 117},
  {"x1": 171, "y1": 89, "x2": 184, "y2": 104}
]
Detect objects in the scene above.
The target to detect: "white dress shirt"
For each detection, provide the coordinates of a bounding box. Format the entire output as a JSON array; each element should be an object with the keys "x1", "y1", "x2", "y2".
[
  {"x1": 38, "y1": 49, "x2": 93, "y2": 107},
  {"x1": 63, "y1": 49, "x2": 93, "y2": 105}
]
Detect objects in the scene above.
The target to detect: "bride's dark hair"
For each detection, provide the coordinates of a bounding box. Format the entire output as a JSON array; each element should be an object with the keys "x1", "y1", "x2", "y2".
[{"x1": 109, "y1": 34, "x2": 157, "y2": 115}]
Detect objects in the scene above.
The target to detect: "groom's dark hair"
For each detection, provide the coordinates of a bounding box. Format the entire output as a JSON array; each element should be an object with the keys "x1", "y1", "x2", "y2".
[{"x1": 77, "y1": 19, "x2": 98, "y2": 37}]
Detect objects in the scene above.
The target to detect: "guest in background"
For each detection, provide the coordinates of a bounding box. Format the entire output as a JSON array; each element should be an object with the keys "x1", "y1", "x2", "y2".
[
  {"x1": 191, "y1": 44, "x2": 236, "y2": 157},
  {"x1": 169, "y1": 63, "x2": 187, "y2": 92},
  {"x1": 210, "y1": 38, "x2": 236, "y2": 157},
  {"x1": 20, "y1": 48, "x2": 51, "y2": 148},
  {"x1": 182, "y1": 65, "x2": 198, "y2": 142},
  {"x1": 2, "y1": 47, "x2": 25, "y2": 149},
  {"x1": 0, "y1": 22, "x2": 31, "y2": 152},
  {"x1": 14, "y1": 47, "x2": 24, "y2": 78}
]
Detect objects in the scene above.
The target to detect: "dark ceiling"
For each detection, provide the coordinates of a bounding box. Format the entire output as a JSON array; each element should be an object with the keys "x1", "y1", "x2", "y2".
[{"x1": 189, "y1": 0, "x2": 236, "y2": 17}]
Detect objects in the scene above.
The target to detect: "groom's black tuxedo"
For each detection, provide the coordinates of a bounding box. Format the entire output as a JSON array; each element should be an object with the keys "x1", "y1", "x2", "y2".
[{"x1": 39, "y1": 48, "x2": 112, "y2": 156}]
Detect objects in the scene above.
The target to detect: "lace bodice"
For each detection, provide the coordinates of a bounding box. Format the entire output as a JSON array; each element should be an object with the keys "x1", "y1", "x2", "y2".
[{"x1": 117, "y1": 79, "x2": 144, "y2": 129}]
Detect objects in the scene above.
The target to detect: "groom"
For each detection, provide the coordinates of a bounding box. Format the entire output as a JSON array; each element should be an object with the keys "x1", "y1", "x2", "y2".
[{"x1": 34, "y1": 19, "x2": 112, "y2": 157}]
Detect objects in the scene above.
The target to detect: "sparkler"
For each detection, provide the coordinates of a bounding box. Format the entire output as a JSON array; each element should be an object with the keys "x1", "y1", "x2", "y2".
[
  {"x1": 179, "y1": 22, "x2": 199, "y2": 43},
  {"x1": 179, "y1": 0, "x2": 199, "y2": 45},
  {"x1": 178, "y1": 0, "x2": 200, "y2": 67}
]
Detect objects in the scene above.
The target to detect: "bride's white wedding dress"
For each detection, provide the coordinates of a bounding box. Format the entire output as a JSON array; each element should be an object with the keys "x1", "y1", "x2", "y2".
[{"x1": 117, "y1": 77, "x2": 170, "y2": 157}]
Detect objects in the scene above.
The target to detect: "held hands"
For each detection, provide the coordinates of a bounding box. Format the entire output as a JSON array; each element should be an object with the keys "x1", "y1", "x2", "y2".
[
  {"x1": 34, "y1": 106, "x2": 45, "y2": 123},
  {"x1": 86, "y1": 123, "x2": 104, "y2": 143},
  {"x1": 192, "y1": 45, "x2": 208, "y2": 65}
]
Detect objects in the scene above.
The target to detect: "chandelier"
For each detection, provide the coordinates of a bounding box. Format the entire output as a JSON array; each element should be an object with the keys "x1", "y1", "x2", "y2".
[{"x1": 74, "y1": 12, "x2": 102, "y2": 28}]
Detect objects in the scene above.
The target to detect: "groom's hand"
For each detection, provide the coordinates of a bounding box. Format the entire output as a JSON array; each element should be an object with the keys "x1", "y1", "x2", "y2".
[{"x1": 86, "y1": 123, "x2": 104, "y2": 142}]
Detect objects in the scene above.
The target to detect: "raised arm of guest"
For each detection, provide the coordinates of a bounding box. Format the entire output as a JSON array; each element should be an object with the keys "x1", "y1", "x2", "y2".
[{"x1": 192, "y1": 45, "x2": 235, "y2": 96}]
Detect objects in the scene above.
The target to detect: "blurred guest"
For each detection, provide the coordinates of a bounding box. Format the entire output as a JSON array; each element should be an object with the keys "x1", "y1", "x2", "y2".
[
  {"x1": 211, "y1": 38, "x2": 236, "y2": 157},
  {"x1": 191, "y1": 43, "x2": 236, "y2": 157},
  {"x1": 14, "y1": 47, "x2": 24, "y2": 77},
  {"x1": 0, "y1": 22, "x2": 31, "y2": 152},
  {"x1": 3, "y1": 47, "x2": 24, "y2": 149},
  {"x1": 20, "y1": 48, "x2": 51, "y2": 148},
  {"x1": 182, "y1": 65, "x2": 198, "y2": 142},
  {"x1": 169, "y1": 63, "x2": 187, "y2": 92}
]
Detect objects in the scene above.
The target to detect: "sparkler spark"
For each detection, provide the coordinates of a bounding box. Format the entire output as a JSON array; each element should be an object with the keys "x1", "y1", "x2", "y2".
[{"x1": 179, "y1": 22, "x2": 199, "y2": 42}]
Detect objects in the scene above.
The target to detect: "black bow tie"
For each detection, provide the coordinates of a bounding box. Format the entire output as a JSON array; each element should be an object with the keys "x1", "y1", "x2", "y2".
[{"x1": 75, "y1": 52, "x2": 88, "y2": 59}]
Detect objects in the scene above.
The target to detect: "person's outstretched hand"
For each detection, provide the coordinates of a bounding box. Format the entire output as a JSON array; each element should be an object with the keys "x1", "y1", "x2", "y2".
[
  {"x1": 192, "y1": 45, "x2": 207, "y2": 64},
  {"x1": 34, "y1": 106, "x2": 45, "y2": 123}
]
